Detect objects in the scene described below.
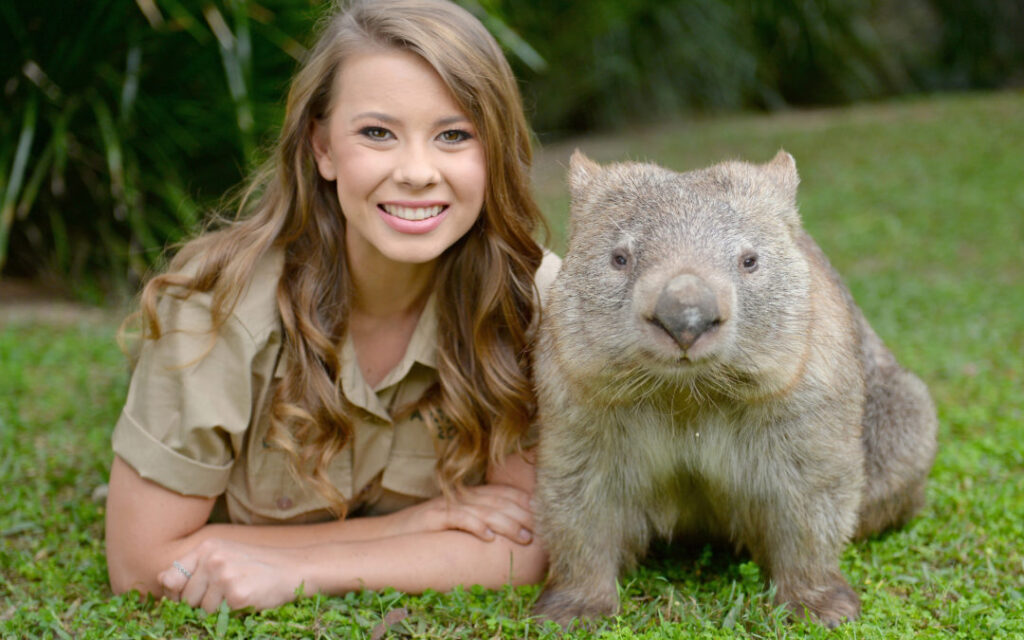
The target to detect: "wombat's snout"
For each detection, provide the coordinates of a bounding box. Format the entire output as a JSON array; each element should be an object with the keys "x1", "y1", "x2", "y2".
[{"x1": 650, "y1": 274, "x2": 722, "y2": 351}]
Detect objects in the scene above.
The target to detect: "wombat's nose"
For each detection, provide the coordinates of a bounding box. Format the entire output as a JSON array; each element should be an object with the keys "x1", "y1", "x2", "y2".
[{"x1": 651, "y1": 274, "x2": 721, "y2": 351}]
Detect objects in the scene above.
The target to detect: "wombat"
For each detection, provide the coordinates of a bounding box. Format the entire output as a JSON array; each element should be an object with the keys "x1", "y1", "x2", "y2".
[{"x1": 533, "y1": 150, "x2": 938, "y2": 628}]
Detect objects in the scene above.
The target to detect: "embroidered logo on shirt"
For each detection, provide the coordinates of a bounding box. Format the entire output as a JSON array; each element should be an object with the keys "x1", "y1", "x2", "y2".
[{"x1": 410, "y1": 407, "x2": 458, "y2": 440}]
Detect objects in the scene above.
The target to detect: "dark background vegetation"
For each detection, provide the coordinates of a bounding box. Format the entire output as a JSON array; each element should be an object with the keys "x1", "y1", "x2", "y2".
[{"x1": 1, "y1": 0, "x2": 1022, "y2": 299}]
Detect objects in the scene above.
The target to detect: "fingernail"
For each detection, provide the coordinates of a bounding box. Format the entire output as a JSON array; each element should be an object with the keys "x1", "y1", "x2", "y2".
[
  {"x1": 485, "y1": 528, "x2": 495, "y2": 539},
  {"x1": 519, "y1": 528, "x2": 532, "y2": 542}
]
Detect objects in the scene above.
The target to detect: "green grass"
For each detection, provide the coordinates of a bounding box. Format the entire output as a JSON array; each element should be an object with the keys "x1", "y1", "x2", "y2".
[{"x1": 3, "y1": 91, "x2": 1023, "y2": 638}]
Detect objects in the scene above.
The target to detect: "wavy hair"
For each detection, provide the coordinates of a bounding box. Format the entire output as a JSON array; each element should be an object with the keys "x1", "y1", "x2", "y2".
[{"x1": 129, "y1": 0, "x2": 545, "y2": 516}]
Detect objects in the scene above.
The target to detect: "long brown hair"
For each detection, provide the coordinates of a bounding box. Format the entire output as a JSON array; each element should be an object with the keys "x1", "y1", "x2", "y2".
[{"x1": 130, "y1": 0, "x2": 545, "y2": 515}]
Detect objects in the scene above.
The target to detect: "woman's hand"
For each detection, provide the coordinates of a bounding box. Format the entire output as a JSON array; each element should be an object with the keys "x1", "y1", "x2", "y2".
[
  {"x1": 158, "y1": 539, "x2": 307, "y2": 613},
  {"x1": 393, "y1": 484, "x2": 534, "y2": 544}
]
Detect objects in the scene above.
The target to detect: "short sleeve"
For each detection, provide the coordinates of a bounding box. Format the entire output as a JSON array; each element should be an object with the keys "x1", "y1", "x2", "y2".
[{"x1": 112, "y1": 292, "x2": 270, "y2": 497}]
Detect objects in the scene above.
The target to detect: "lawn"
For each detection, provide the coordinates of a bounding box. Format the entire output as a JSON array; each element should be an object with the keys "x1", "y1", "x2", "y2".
[{"x1": 2, "y1": 90, "x2": 1022, "y2": 639}]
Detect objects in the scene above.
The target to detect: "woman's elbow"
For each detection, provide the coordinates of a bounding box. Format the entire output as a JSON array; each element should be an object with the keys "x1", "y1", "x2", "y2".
[
  {"x1": 106, "y1": 549, "x2": 161, "y2": 598},
  {"x1": 108, "y1": 571, "x2": 136, "y2": 597},
  {"x1": 504, "y1": 537, "x2": 548, "y2": 587}
]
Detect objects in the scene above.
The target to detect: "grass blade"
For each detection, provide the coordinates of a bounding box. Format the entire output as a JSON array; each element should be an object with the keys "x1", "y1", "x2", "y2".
[
  {"x1": 15, "y1": 134, "x2": 54, "y2": 221},
  {"x1": 87, "y1": 93, "x2": 125, "y2": 211},
  {"x1": 151, "y1": 0, "x2": 209, "y2": 42},
  {"x1": 459, "y1": 0, "x2": 547, "y2": 72},
  {"x1": 120, "y1": 41, "x2": 143, "y2": 122},
  {"x1": 204, "y1": 3, "x2": 255, "y2": 161},
  {"x1": 0, "y1": 96, "x2": 38, "y2": 272}
]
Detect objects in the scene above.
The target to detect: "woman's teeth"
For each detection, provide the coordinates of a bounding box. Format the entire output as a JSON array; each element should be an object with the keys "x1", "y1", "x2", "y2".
[{"x1": 381, "y1": 204, "x2": 444, "y2": 221}]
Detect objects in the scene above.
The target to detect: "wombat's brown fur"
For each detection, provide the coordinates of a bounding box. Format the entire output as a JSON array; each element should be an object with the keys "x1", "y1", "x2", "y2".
[{"x1": 533, "y1": 151, "x2": 937, "y2": 628}]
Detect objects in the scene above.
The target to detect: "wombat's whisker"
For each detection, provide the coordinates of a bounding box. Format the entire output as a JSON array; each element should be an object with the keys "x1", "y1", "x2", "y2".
[{"x1": 602, "y1": 368, "x2": 651, "y2": 405}]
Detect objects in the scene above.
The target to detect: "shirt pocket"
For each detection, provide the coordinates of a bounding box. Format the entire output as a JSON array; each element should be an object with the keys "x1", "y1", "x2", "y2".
[
  {"x1": 228, "y1": 357, "x2": 355, "y2": 524},
  {"x1": 233, "y1": 438, "x2": 355, "y2": 524},
  {"x1": 381, "y1": 413, "x2": 440, "y2": 499}
]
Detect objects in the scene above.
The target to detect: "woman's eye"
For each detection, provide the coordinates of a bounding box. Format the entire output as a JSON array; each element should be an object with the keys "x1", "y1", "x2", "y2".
[
  {"x1": 438, "y1": 129, "x2": 471, "y2": 144},
  {"x1": 360, "y1": 126, "x2": 392, "y2": 141}
]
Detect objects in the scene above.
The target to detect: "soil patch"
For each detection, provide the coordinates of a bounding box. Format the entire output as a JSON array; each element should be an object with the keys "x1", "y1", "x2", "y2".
[{"x1": 0, "y1": 278, "x2": 117, "y2": 327}]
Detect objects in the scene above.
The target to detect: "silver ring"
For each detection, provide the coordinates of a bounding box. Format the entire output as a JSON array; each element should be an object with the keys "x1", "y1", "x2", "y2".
[{"x1": 173, "y1": 561, "x2": 193, "y2": 579}]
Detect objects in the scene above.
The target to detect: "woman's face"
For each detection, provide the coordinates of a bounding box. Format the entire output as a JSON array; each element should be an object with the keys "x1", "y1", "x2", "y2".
[{"x1": 311, "y1": 48, "x2": 487, "y2": 267}]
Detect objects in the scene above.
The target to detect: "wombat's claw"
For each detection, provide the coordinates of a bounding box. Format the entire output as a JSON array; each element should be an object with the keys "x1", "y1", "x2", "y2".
[
  {"x1": 533, "y1": 588, "x2": 617, "y2": 629},
  {"x1": 782, "y1": 581, "x2": 862, "y2": 628}
]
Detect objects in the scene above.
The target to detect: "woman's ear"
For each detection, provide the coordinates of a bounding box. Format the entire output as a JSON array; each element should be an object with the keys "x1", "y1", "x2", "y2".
[{"x1": 310, "y1": 119, "x2": 337, "y2": 181}]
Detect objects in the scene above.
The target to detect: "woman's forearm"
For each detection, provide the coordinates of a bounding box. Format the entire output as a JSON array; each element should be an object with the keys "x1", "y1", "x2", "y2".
[
  {"x1": 107, "y1": 455, "x2": 541, "y2": 600},
  {"x1": 157, "y1": 525, "x2": 547, "y2": 611},
  {"x1": 107, "y1": 456, "x2": 421, "y2": 597},
  {"x1": 192, "y1": 509, "x2": 411, "y2": 548},
  {"x1": 299, "y1": 529, "x2": 547, "y2": 595}
]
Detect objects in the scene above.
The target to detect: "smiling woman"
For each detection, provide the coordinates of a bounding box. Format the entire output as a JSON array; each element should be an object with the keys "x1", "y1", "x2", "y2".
[
  {"x1": 310, "y1": 49, "x2": 487, "y2": 266},
  {"x1": 103, "y1": 0, "x2": 558, "y2": 614}
]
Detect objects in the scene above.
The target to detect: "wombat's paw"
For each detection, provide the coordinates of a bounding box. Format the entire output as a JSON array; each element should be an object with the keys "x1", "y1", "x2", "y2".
[
  {"x1": 779, "y1": 579, "x2": 862, "y2": 628},
  {"x1": 533, "y1": 587, "x2": 618, "y2": 628}
]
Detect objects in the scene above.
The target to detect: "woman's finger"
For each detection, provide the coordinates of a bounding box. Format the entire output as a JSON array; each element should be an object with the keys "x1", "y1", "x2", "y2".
[
  {"x1": 479, "y1": 509, "x2": 533, "y2": 544},
  {"x1": 158, "y1": 566, "x2": 185, "y2": 598},
  {"x1": 461, "y1": 484, "x2": 532, "y2": 510},
  {"x1": 458, "y1": 489, "x2": 534, "y2": 533},
  {"x1": 200, "y1": 582, "x2": 227, "y2": 613},
  {"x1": 159, "y1": 555, "x2": 199, "y2": 600},
  {"x1": 457, "y1": 485, "x2": 530, "y2": 513},
  {"x1": 445, "y1": 498, "x2": 533, "y2": 543},
  {"x1": 446, "y1": 506, "x2": 495, "y2": 541},
  {"x1": 179, "y1": 563, "x2": 211, "y2": 609}
]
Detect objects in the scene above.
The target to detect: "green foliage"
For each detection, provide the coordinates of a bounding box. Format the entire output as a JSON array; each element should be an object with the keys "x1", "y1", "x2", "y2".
[
  {"x1": 0, "y1": 0, "x2": 549, "y2": 300},
  {"x1": 3, "y1": 0, "x2": 1022, "y2": 299},
  {"x1": 502, "y1": 0, "x2": 1024, "y2": 135},
  {"x1": 923, "y1": 0, "x2": 1024, "y2": 90},
  {"x1": 0, "y1": 1, "x2": 325, "y2": 300},
  {"x1": 3, "y1": 92, "x2": 1023, "y2": 638}
]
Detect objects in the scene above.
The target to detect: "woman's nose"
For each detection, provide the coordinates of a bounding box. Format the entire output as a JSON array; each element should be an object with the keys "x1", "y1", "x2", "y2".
[{"x1": 393, "y1": 144, "x2": 440, "y2": 188}]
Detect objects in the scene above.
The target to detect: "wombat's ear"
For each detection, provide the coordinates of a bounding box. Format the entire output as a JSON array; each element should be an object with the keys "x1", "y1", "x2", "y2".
[
  {"x1": 765, "y1": 150, "x2": 799, "y2": 206},
  {"x1": 568, "y1": 150, "x2": 602, "y2": 201}
]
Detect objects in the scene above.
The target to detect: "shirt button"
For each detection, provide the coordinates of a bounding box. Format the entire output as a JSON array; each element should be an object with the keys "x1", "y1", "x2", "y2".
[{"x1": 276, "y1": 496, "x2": 293, "y2": 510}]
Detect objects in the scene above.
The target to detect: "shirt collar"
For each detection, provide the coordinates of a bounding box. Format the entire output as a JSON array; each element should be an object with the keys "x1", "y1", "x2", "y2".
[{"x1": 339, "y1": 291, "x2": 439, "y2": 418}]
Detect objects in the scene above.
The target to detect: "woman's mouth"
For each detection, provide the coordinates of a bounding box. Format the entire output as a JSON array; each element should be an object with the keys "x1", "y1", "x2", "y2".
[
  {"x1": 377, "y1": 203, "x2": 449, "y2": 235},
  {"x1": 379, "y1": 204, "x2": 445, "y2": 221}
]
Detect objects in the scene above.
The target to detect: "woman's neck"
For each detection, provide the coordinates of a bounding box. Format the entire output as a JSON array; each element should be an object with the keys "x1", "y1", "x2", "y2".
[
  {"x1": 346, "y1": 254, "x2": 436, "y2": 389},
  {"x1": 346, "y1": 246, "x2": 436, "y2": 319}
]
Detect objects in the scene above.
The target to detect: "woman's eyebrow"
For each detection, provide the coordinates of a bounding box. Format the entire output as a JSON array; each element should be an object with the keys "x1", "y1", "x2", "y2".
[
  {"x1": 350, "y1": 112, "x2": 470, "y2": 128},
  {"x1": 435, "y1": 115, "x2": 471, "y2": 127},
  {"x1": 352, "y1": 111, "x2": 397, "y2": 123}
]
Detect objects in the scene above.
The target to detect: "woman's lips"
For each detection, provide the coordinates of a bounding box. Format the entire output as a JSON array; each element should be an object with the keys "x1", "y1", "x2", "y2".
[{"x1": 377, "y1": 203, "x2": 449, "y2": 234}]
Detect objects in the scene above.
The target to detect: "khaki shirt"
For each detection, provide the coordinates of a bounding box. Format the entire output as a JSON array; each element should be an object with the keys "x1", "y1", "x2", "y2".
[{"x1": 112, "y1": 248, "x2": 561, "y2": 524}]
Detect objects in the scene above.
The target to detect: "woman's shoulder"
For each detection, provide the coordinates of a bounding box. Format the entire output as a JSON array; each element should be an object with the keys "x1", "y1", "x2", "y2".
[
  {"x1": 535, "y1": 249, "x2": 562, "y2": 307},
  {"x1": 165, "y1": 246, "x2": 285, "y2": 344},
  {"x1": 228, "y1": 247, "x2": 286, "y2": 341}
]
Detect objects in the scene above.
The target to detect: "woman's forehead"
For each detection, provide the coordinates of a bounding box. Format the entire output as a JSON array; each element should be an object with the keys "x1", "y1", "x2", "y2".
[{"x1": 330, "y1": 49, "x2": 467, "y2": 120}]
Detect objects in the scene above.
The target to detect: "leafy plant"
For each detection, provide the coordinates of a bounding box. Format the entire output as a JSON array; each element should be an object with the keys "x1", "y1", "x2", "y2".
[
  {"x1": 499, "y1": 0, "x2": 1024, "y2": 135},
  {"x1": 0, "y1": 0, "x2": 543, "y2": 302},
  {"x1": 0, "y1": 1, "x2": 297, "y2": 299},
  {"x1": 3, "y1": 0, "x2": 1022, "y2": 300},
  {"x1": 501, "y1": 0, "x2": 918, "y2": 134}
]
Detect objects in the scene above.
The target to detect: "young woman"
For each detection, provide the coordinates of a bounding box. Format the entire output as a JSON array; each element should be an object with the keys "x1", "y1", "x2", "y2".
[{"x1": 104, "y1": 0, "x2": 558, "y2": 613}]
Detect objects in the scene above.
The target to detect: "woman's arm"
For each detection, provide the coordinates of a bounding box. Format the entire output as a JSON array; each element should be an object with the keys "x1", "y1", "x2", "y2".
[
  {"x1": 161, "y1": 524, "x2": 545, "y2": 612},
  {"x1": 105, "y1": 451, "x2": 547, "y2": 609}
]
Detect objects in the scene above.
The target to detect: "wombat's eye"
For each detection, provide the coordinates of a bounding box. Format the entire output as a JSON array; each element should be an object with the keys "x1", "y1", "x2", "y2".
[
  {"x1": 611, "y1": 248, "x2": 630, "y2": 270},
  {"x1": 740, "y1": 252, "x2": 759, "y2": 273}
]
